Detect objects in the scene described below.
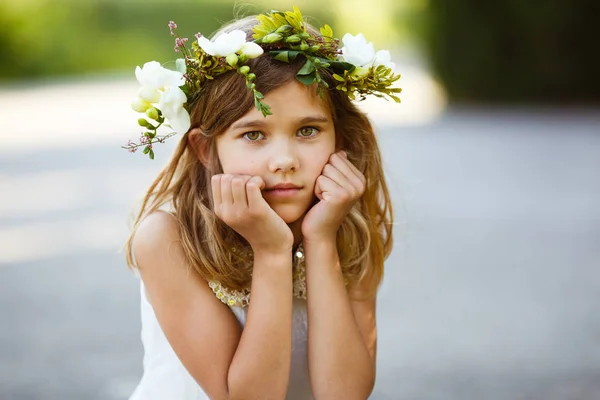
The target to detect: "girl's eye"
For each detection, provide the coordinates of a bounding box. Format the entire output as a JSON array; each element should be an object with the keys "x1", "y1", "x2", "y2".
[
  {"x1": 243, "y1": 131, "x2": 264, "y2": 141},
  {"x1": 298, "y1": 127, "x2": 319, "y2": 137}
]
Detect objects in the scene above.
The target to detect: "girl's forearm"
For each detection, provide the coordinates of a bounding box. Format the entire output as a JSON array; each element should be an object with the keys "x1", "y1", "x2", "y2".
[
  {"x1": 304, "y1": 238, "x2": 375, "y2": 400},
  {"x1": 227, "y1": 250, "x2": 293, "y2": 400}
]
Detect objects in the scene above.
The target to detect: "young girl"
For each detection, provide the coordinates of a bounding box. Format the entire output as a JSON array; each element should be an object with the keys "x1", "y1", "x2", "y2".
[{"x1": 124, "y1": 7, "x2": 399, "y2": 400}]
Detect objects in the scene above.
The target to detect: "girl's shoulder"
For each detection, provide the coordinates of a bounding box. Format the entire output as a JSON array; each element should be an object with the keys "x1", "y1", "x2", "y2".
[
  {"x1": 133, "y1": 209, "x2": 179, "y2": 260},
  {"x1": 132, "y1": 210, "x2": 245, "y2": 399}
]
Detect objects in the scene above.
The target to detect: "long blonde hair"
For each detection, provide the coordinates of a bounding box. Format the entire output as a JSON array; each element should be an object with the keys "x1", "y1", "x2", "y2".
[{"x1": 125, "y1": 17, "x2": 393, "y2": 298}]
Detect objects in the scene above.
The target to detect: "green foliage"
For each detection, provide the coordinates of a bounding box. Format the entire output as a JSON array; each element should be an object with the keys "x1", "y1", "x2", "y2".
[
  {"x1": 0, "y1": 1, "x2": 331, "y2": 81},
  {"x1": 0, "y1": 1, "x2": 237, "y2": 80},
  {"x1": 251, "y1": 7, "x2": 400, "y2": 102},
  {"x1": 253, "y1": 6, "x2": 305, "y2": 41},
  {"x1": 333, "y1": 65, "x2": 401, "y2": 102},
  {"x1": 423, "y1": 0, "x2": 600, "y2": 103}
]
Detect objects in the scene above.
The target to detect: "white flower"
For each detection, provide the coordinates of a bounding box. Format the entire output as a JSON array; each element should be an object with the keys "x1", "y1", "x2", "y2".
[
  {"x1": 134, "y1": 61, "x2": 185, "y2": 103},
  {"x1": 239, "y1": 42, "x2": 263, "y2": 58},
  {"x1": 135, "y1": 61, "x2": 184, "y2": 91},
  {"x1": 159, "y1": 87, "x2": 191, "y2": 134},
  {"x1": 132, "y1": 60, "x2": 191, "y2": 134},
  {"x1": 198, "y1": 29, "x2": 263, "y2": 58},
  {"x1": 198, "y1": 30, "x2": 245, "y2": 57},
  {"x1": 374, "y1": 50, "x2": 396, "y2": 70},
  {"x1": 137, "y1": 86, "x2": 161, "y2": 103},
  {"x1": 340, "y1": 33, "x2": 375, "y2": 67}
]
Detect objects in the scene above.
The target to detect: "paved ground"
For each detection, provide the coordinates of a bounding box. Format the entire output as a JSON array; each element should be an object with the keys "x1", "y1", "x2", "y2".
[{"x1": 0, "y1": 78, "x2": 599, "y2": 399}]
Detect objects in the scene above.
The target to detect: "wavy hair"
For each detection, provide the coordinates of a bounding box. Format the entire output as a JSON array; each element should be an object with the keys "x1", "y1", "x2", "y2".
[{"x1": 125, "y1": 16, "x2": 393, "y2": 298}]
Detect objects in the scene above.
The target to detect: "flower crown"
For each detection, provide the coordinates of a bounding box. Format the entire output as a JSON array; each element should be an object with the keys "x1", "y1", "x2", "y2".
[{"x1": 125, "y1": 6, "x2": 401, "y2": 159}]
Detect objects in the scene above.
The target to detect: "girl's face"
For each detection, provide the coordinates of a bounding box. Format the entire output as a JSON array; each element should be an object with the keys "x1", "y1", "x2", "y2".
[{"x1": 216, "y1": 80, "x2": 336, "y2": 224}]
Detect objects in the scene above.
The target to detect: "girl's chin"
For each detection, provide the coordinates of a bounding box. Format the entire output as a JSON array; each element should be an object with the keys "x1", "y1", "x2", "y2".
[{"x1": 271, "y1": 205, "x2": 309, "y2": 225}]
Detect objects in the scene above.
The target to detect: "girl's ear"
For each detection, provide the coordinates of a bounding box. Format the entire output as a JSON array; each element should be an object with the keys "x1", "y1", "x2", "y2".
[{"x1": 188, "y1": 128, "x2": 211, "y2": 166}]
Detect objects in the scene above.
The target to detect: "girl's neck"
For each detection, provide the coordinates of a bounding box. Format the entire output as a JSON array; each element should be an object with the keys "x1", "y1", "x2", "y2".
[{"x1": 288, "y1": 216, "x2": 305, "y2": 250}]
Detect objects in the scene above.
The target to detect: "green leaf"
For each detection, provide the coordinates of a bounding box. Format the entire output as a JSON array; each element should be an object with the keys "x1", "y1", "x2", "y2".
[
  {"x1": 270, "y1": 50, "x2": 301, "y2": 63},
  {"x1": 256, "y1": 14, "x2": 276, "y2": 31},
  {"x1": 273, "y1": 13, "x2": 288, "y2": 27},
  {"x1": 297, "y1": 59, "x2": 315, "y2": 75},
  {"x1": 389, "y1": 94, "x2": 401, "y2": 103},
  {"x1": 259, "y1": 101, "x2": 272, "y2": 116},
  {"x1": 143, "y1": 146, "x2": 150, "y2": 155},
  {"x1": 329, "y1": 61, "x2": 355, "y2": 74},
  {"x1": 296, "y1": 72, "x2": 316, "y2": 86},
  {"x1": 149, "y1": 149, "x2": 155, "y2": 160},
  {"x1": 320, "y1": 24, "x2": 333, "y2": 38},
  {"x1": 271, "y1": 51, "x2": 289, "y2": 63}
]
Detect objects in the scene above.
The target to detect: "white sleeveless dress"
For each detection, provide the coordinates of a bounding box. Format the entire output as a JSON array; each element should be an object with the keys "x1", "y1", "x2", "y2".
[{"x1": 129, "y1": 281, "x2": 314, "y2": 400}]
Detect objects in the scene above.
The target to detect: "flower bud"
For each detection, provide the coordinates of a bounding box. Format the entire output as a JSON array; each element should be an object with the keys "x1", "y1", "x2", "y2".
[
  {"x1": 261, "y1": 33, "x2": 283, "y2": 44},
  {"x1": 298, "y1": 32, "x2": 310, "y2": 39},
  {"x1": 238, "y1": 66, "x2": 250, "y2": 75},
  {"x1": 131, "y1": 97, "x2": 151, "y2": 113},
  {"x1": 299, "y1": 42, "x2": 309, "y2": 51},
  {"x1": 310, "y1": 45, "x2": 320, "y2": 52},
  {"x1": 145, "y1": 107, "x2": 159, "y2": 121},
  {"x1": 276, "y1": 25, "x2": 293, "y2": 34},
  {"x1": 285, "y1": 35, "x2": 301, "y2": 44},
  {"x1": 226, "y1": 53, "x2": 239, "y2": 67},
  {"x1": 247, "y1": 73, "x2": 256, "y2": 81},
  {"x1": 138, "y1": 118, "x2": 152, "y2": 128}
]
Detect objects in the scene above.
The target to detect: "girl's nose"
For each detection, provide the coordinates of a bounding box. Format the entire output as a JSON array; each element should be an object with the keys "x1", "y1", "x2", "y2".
[{"x1": 268, "y1": 140, "x2": 299, "y2": 173}]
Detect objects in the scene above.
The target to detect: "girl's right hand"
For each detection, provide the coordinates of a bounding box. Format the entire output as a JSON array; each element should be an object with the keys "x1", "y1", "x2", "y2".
[{"x1": 211, "y1": 174, "x2": 294, "y2": 254}]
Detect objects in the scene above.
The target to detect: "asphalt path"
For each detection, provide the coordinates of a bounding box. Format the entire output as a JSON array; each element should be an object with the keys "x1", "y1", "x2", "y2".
[{"x1": 1, "y1": 105, "x2": 599, "y2": 399}]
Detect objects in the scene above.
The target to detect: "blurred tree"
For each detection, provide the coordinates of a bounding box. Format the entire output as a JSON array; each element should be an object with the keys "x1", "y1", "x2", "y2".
[
  {"x1": 0, "y1": 0, "x2": 334, "y2": 81},
  {"x1": 423, "y1": 0, "x2": 600, "y2": 103}
]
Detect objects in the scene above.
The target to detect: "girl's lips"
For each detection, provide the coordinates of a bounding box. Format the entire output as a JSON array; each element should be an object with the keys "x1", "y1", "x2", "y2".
[{"x1": 264, "y1": 188, "x2": 301, "y2": 198}]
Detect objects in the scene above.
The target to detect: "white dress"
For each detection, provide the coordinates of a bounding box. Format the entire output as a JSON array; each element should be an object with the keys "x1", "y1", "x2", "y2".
[{"x1": 129, "y1": 281, "x2": 314, "y2": 400}]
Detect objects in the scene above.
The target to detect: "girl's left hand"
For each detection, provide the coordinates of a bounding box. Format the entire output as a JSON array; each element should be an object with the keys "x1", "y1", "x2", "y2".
[{"x1": 301, "y1": 151, "x2": 366, "y2": 242}]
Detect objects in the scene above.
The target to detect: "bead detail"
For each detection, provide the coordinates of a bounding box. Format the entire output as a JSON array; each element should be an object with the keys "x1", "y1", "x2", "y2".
[
  {"x1": 208, "y1": 280, "x2": 250, "y2": 307},
  {"x1": 208, "y1": 243, "x2": 346, "y2": 307}
]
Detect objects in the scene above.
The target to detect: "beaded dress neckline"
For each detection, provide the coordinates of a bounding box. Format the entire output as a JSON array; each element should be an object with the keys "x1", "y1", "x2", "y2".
[{"x1": 208, "y1": 244, "x2": 307, "y2": 308}]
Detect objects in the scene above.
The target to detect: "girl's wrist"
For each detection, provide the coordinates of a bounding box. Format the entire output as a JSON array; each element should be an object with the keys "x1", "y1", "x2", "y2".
[
  {"x1": 302, "y1": 235, "x2": 337, "y2": 255},
  {"x1": 302, "y1": 231, "x2": 337, "y2": 247},
  {"x1": 302, "y1": 237, "x2": 341, "y2": 274},
  {"x1": 251, "y1": 244, "x2": 293, "y2": 261},
  {"x1": 249, "y1": 234, "x2": 294, "y2": 257}
]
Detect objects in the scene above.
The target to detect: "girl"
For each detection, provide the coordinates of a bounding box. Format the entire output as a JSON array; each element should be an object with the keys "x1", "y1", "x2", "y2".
[{"x1": 125, "y1": 7, "x2": 398, "y2": 400}]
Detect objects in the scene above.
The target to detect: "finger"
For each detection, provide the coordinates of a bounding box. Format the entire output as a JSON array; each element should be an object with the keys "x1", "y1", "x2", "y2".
[
  {"x1": 322, "y1": 163, "x2": 353, "y2": 194},
  {"x1": 341, "y1": 152, "x2": 366, "y2": 184},
  {"x1": 331, "y1": 152, "x2": 362, "y2": 183},
  {"x1": 315, "y1": 175, "x2": 341, "y2": 202},
  {"x1": 231, "y1": 175, "x2": 250, "y2": 207},
  {"x1": 246, "y1": 176, "x2": 266, "y2": 211},
  {"x1": 211, "y1": 175, "x2": 222, "y2": 206},
  {"x1": 220, "y1": 174, "x2": 234, "y2": 205},
  {"x1": 329, "y1": 153, "x2": 365, "y2": 191}
]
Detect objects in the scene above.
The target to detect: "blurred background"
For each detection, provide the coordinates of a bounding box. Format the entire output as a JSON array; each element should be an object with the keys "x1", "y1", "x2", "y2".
[{"x1": 1, "y1": 0, "x2": 599, "y2": 399}]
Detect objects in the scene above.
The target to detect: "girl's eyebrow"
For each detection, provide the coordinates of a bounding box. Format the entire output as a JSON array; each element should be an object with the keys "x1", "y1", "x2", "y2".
[{"x1": 230, "y1": 115, "x2": 330, "y2": 130}]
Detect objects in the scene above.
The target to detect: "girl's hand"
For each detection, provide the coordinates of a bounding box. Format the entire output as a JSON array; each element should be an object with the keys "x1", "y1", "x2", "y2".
[
  {"x1": 301, "y1": 151, "x2": 366, "y2": 242},
  {"x1": 212, "y1": 174, "x2": 294, "y2": 254}
]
